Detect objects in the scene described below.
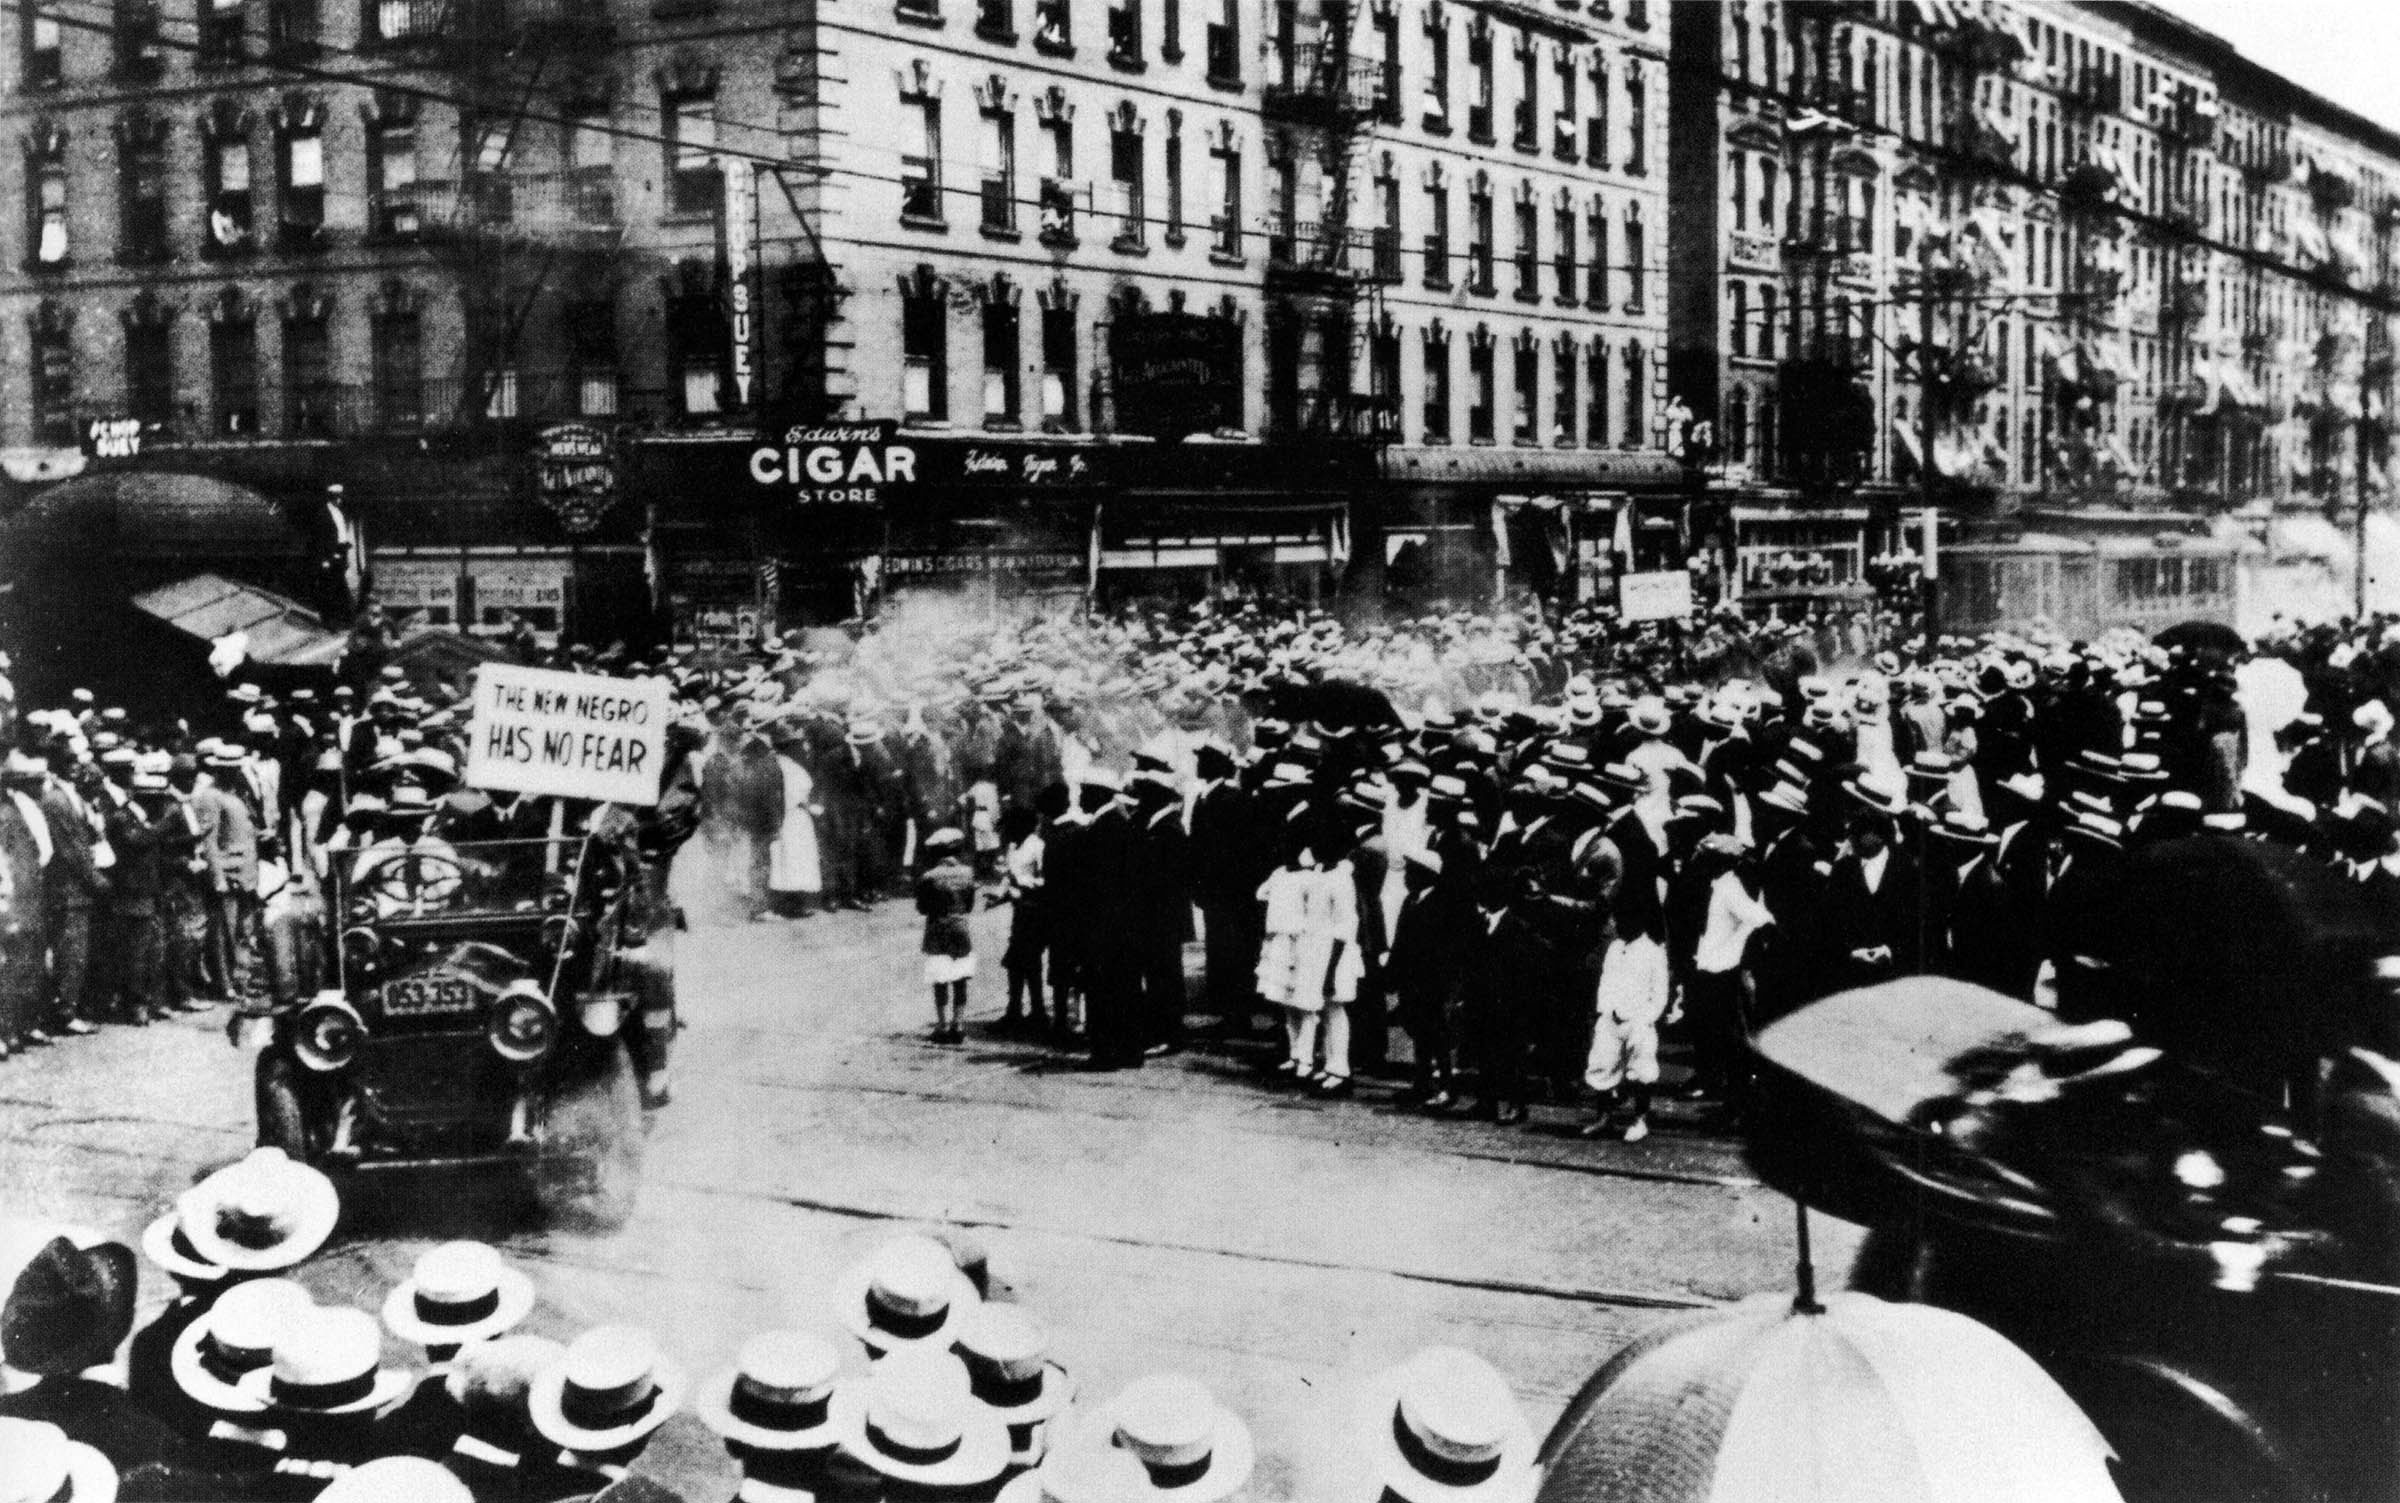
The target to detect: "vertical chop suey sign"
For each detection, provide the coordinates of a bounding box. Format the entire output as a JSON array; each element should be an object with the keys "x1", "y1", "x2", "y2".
[
  {"x1": 464, "y1": 663, "x2": 669, "y2": 806},
  {"x1": 722, "y1": 159, "x2": 758, "y2": 409}
]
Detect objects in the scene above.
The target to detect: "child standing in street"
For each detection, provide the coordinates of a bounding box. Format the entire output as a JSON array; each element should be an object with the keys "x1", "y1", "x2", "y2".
[{"x1": 916, "y1": 827, "x2": 978, "y2": 1044}]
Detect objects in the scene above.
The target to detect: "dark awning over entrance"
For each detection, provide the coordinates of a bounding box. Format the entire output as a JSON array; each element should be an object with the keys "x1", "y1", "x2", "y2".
[{"x1": 0, "y1": 471, "x2": 307, "y2": 558}]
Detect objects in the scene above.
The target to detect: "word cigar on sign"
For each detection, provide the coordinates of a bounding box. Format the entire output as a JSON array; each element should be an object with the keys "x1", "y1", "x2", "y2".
[
  {"x1": 463, "y1": 663, "x2": 671, "y2": 807},
  {"x1": 747, "y1": 423, "x2": 916, "y2": 505}
]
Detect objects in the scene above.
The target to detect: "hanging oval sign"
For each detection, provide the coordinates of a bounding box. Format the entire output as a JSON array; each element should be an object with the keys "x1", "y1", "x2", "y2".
[{"x1": 536, "y1": 422, "x2": 618, "y2": 534}]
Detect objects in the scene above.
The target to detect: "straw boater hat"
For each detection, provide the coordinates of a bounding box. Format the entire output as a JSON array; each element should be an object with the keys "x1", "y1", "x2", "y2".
[
  {"x1": 140, "y1": 1206, "x2": 230, "y2": 1287},
  {"x1": 841, "y1": 1349, "x2": 1011, "y2": 1488},
  {"x1": 0, "y1": 1418, "x2": 116, "y2": 1503},
  {"x1": 695, "y1": 1330, "x2": 858, "y2": 1452},
  {"x1": 530, "y1": 1325, "x2": 688, "y2": 1453},
  {"x1": 1097, "y1": 1375, "x2": 1255, "y2": 1503},
  {"x1": 314, "y1": 1456, "x2": 474, "y2": 1503},
  {"x1": 835, "y1": 1236, "x2": 983, "y2": 1355},
  {"x1": 381, "y1": 1241, "x2": 536, "y2": 1351},
  {"x1": 235, "y1": 1306, "x2": 413, "y2": 1418},
  {"x1": 170, "y1": 1277, "x2": 315, "y2": 1415},
  {"x1": 175, "y1": 1149, "x2": 340, "y2": 1274},
  {"x1": 953, "y1": 1303, "x2": 1074, "y2": 1464},
  {"x1": 1356, "y1": 1348, "x2": 1538, "y2": 1503},
  {"x1": 996, "y1": 1433, "x2": 1159, "y2": 1503}
]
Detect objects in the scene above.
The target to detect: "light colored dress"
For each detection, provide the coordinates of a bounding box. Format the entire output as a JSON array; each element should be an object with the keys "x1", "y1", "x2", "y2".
[
  {"x1": 1254, "y1": 863, "x2": 1313, "y2": 1007},
  {"x1": 767, "y1": 753, "x2": 822, "y2": 895},
  {"x1": 1258, "y1": 862, "x2": 1362, "y2": 1012}
]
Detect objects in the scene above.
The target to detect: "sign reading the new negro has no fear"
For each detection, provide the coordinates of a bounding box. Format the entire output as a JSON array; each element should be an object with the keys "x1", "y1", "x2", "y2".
[{"x1": 464, "y1": 663, "x2": 670, "y2": 807}]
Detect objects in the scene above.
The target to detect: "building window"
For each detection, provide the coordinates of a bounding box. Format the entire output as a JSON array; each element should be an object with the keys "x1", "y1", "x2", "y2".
[
  {"x1": 903, "y1": 279, "x2": 947, "y2": 421},
  {"x1": 1586, "y1": 56, "x2": 1607, "y2": 166},
  {"x1": 369, "y1": 118, "x2": 416, "y2": 237},
  {"x1": 666, "y1": 290, "x2": 726, "y2": 416},
  {"x1": 665, "y1": 93, "x2": 717, "y2": 216},
  {"x1": 1105, "y1": 0, "x2": 1139, "y2": 65},
  {"x1": 1466, "y1": 24, "x2": 1493, "y2": 141},
  {"x1": 982, "y1": 298, "x2": 1020, "y2": 425},
  {"x1": 1467, "y1": 334, "x2": 1494, "y2": 443},
  {"x1": 1468, "y1": 181, "x2": 1493, "y2": 294},
  {"x1": 1512, "y1": 198, "x2": 1537, "y2": 299},
  {"x1": 1267, "y1": 154, "x2": 1295, "y2": 263},
  {"x1": 1374, "y1": 167, "x2": 1401, "y2": 279},
  {"x1": 284, "y1": 309, "x2": 333, "y2": 436},
  {"x1": 1584, "y1": 197, "x2": 1607, "y2": 305},
  {"x1": 209, "y1": 314, "x2": 258, "y2": 434},
  {"x1": 903, "y1": 93, "x2": 943, "y2": 224},
  {"x1": 199, "y1": 0, "x2": 245, "y2": 65},
  {"x1": 1161, "y1": 0, "x2": 1178, "y2": 61},
  {"x1": 1552, "y1": 198, "x2": 1574, "y2": 300},
  {"x1": 114, "y1": 0, "x2": 164, "y2": 80},
  {"x1": 1624, "y1": 0, "x2": 1644, "y2": 27},
  {"x1": 373, "y1": 305, "x2": 424, "y2": 428},
  {"x1": 24, "y1": 8, "x2": 62, "y2": 87},
  {"x1": 30, "y1": 313, "x2": 74, "y2": 445},
  {"x1": 1422, "y1": 10, "x2": 1448, "y2": 129},
  {"x1": 1039, "y1": 104, "x2": 1075, "y2": 244},
  {"x1": 279, "y1": 120, "x2": 324, "y2": 244},
  {"x1": 1623, "y1": 206, "x2": 1645, "y2": 312},
  {"x1": 1107, "y1": 116, "x2": 1144, "y2": 247},
  {"x1": 1730, "y1": 152, "x2": 1747, "y2": 230},
  {"x1": 1371, "y1": 324, "x2": 1400, "y2": 434},
  {"x1": 125, "y1": 316, "x2": 173, "y2": 426},
  {"x1": 1622, "y1": 339, "x2": 1645, "y2": 447},
  {"x1": 1423, "y1": 179, "x2": 1450, "y2": 289},
  {"x1": 1553, "y1": 334, "x2": 1576, "y2": 444},
  {"x1": 978, "y1": 0, "x2": 1012, "y2": 38},
  {"x1": 1373, "y1": 5, "x2": 1400, "y2": 123},
  {"x1": 1624, "y1": 63, "x2": 1646, "y2": 174},
  {"x1": 565, "y1": 109, "x2": 613, "y2": 220},
  {"x1": 1205, "y1": 0, "x2": 1236, "y2": 83},
  {"x1": 566, "y1": 298, "x2": 617, "y2": 416},
  {"x1": 1513, "y1": 32, "x2": 1538, "y2": 151},
  {"x1": 1757, "y1": 155, "x2": 1776, "y2": 231},
  {"x1": 1512, "y1": 336, "x2": 1537, "y2": 444},
  {"x1": 1585, "y1": 339, "x2": 1607, "y2": 446},
  {"x1": 980, "y1": 105, "x2": 1016, "y2": 233},
  {"x1": 117, "y1": 126, "x2": 169, "y2": 265},
  {"x1": 1265, "y1": 307, "x2": 1299, "y2": 433},
  {"x1": 1040, "y1": 303, "x2": 1077, "y2": 428},
  {"x1": 1553, "y1": 47, "x2": 1577, "y2": 159},
  {"x1": 1759, "y1": 394, "x2": 1777, "y2": 474},
  {"x1": 1164, "y1": 115, "x2": 1183, "y2": 242},
  {"x1": 27, "y1": 139, "x2": 69, "y2": 270},
  {"x1": 1727, "y1": 389, "x2": 1749, "y2": 464},
  {"x1": 1422, "y1": 327, "x2": 1450, "y2": 443},
  {"x1": 266, "y1": 0, "x2": 318, "y2": 55},
  {"x1": 1758, "y1": 282, "x2": 1777, "y2": 358},
  {"x1": 1208, "y1": 131, "x2": 1240, "y2": 256},
  {"x1": 1033, "y1": 0, "x2": 1070, "y2": 53},
  {"x1": 1730, "y1": 281, "x2": 1748, "y2": 358}
]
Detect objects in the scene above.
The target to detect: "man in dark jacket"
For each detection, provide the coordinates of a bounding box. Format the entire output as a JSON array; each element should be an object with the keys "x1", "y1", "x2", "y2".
[
  {"x1": 101, "y1": 763, "x2": 181, "y2": 1025},
  {"x1": 1387, "y1": 849, "x2": 1471, "y2": 1109},
  {"x1": 0, "y1": 757, "x2": 52, "y2": 1055},
  {"x1": 1820, "y1": 796, "x2": 1925, "y2": 993},
  {"x1": 35, "y1": 751, "x2": 105, "y2": 1035},
  {"x1": 1188, "y1": 744, "x2": 1262, "y2": 1027},
  {"x1": 1126, "y1": 765, "x2": 1192, "y2": 1054}
]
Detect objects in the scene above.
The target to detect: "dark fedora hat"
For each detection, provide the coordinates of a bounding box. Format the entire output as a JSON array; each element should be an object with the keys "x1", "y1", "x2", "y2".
[{"x1": 4, "y1": 1235, "x2": 137, "y2": 1376}]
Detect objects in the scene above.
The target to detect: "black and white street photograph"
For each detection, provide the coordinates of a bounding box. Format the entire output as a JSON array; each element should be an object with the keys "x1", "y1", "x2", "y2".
[{"x1": 2, "y1": 0, "x2": 2399, "y2": 1499}]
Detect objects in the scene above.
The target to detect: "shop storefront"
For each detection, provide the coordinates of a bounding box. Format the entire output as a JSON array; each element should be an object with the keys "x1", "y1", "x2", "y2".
[
  {"x1": 1381, "y1": 447, "x2": 1690, "y2": 606},
  {"x1": 1726, "y1": 502, "x2": 1875, "y2": 608}
]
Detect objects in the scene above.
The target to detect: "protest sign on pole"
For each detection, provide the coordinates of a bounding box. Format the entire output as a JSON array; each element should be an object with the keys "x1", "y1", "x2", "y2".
[
  {"x1": 1617, "y1": 569, "x2": 1695, "y2": 623},
  {"x1": 463, "y1": 663, "x2": 671, "y2": 806}
]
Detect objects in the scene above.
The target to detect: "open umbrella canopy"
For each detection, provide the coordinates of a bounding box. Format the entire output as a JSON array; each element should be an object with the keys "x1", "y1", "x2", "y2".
[
  {"x1": 2154, "y1": 620, "x2": 2246, "y2": 658},
  {"x1": 1536, "y1": 1291, "x2": 2122, "y2": 1503}
]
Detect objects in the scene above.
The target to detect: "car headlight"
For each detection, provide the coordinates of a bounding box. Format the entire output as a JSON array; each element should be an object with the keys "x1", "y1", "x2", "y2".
[
  {"x1": 295, "y1": 997, "x2": 364, "y2": 1073},
  {"x1": 489, "y1": 983, "x2": 558, "y2": 1064}
]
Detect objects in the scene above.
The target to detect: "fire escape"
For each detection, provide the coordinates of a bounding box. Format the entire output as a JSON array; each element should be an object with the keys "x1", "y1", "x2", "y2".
[
  {"x1": 376, "y1": 0, "x2": 628, "y2": 428},
  {"x1": 1772, "y1": 8, "x2": 1877, "y2": 496},
  {"x1": 1261, "y1": 0, "x2": 1399, "y2": 441}
]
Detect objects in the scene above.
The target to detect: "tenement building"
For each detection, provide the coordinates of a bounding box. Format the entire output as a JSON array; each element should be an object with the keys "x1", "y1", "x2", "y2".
[{"x1": 1665, "y1": 0, "x2": 2400, "y2": 633}]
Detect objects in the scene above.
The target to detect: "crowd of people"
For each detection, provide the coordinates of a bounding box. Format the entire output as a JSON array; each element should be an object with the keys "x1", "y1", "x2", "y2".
[{"x1": 0, "y1": 1154, "x2": 1546, "y2": 1503}]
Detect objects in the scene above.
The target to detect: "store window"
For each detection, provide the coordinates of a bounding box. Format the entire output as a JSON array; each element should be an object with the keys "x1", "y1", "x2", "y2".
[
  {"x1": 373, "y1": 296, "x2": 425, "y2": 429},
  {"x1": 665, "y1": 286, "x2": 726, "y2": 417}
]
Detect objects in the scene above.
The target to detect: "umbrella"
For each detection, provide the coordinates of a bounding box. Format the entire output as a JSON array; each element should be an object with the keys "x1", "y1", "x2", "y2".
[
  {"x1": 2154, "y1": 620, "x2": 2246, "y2": 658},
  {"x1": 1536, "y1": 1288, "x2": 2122, "y2": 1503}
]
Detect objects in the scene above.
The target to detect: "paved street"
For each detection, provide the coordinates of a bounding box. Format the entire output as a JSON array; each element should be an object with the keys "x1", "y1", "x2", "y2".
[{"x1": 0, "y1": 885, "x2": 1860, "y2": 1502}]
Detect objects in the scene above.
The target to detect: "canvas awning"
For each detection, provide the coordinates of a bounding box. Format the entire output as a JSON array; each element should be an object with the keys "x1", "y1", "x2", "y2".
[
  {"x1": 131, "y1": 574, "x2": 346, "y2": 668},
  {"x1": 0, "y1": 471, "x2": 306, "y2": 559}
]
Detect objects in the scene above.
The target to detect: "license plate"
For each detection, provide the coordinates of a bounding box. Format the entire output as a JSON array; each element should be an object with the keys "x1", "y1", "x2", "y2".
[{"x1": 382, "y1": 975, "x2": 478, "y2": 1017}]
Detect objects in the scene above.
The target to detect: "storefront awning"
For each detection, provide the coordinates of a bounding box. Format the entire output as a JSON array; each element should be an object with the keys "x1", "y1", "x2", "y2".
[
  {"x1": 0, "y1": 470, "x2": 306, "y2": 559},
  {"x1": 131, "y1": 574, "x2": 346, "y2": 667},
  {"x1": 1383, "y1": 447, "x2": 1685, "y2": 489}
]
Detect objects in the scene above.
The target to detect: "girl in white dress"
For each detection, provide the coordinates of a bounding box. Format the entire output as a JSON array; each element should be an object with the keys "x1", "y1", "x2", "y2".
[{"x1": 767, "y1": 748, "x2": 822, "y2": 915}]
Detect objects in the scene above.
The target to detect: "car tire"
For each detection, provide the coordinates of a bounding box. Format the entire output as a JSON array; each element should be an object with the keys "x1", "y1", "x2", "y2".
[
  {"x1": 255, "y1": 1051, "x2": 313, "y2": 1161},
  {"x1": 532, "y1": 1041, "x2": 645, "y2": 1233}
]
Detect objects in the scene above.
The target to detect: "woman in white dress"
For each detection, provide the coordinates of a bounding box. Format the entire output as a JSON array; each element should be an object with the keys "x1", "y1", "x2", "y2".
[
  {"x1": 1297, "y1": 843, "x2": 1365, "y2": 1096},
  {"x1": 767, "y1": 744, "x2": 822, "y2": 916},
  {"x1": 1255, "y1": 841, "x2": 1318, "y2": 1079}
]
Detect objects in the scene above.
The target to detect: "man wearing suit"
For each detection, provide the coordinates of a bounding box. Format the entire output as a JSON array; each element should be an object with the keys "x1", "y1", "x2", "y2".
[
  {"x1": 1187, "y1": 744, "x2": 1261, "y2": 1026},
  {"x1": 1387, "y1": 849, "x2": 1470, "y2": 1109},
  {"x1": 0, "y1": 754, "x2": 50, "y2": 1057},
  {"x1": 1077, "y1": 784, "x2": 1147, "y2": 1070},
  {"x1": 1821, "y1": 791, "x2": 1925, "y2": 994},
  {"x1": 191, "y1": 745, "x2": 262, "y2": 1005},
  {"x1": 32, "y1": 749, "x2": 104, "y2": 1036},
  {"x1": 1933, "y1": 813, "x2": 2017, "y2": 995},
  {"x1": 1126, "y1": 764, "x2": 1192, "y2": 1054},
  {"x1": 101, "y1": 760, "x2": 181, "y2": 1024}
]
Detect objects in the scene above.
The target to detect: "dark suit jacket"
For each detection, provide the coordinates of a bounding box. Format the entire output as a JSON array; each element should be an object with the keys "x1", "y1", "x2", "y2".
[
  {"x1": 38, "y1": 779, "x2": 104, "y2": 909},
  {"x1": 1822, "y1": 847, "x2": 1925, "y2": 989}
]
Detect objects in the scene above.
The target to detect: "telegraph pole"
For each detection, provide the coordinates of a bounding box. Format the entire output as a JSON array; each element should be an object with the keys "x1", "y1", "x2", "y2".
[
  {"x1": 2360, "y1": 378, "x2": 2375, "y2": 617},
  {"x1": 1919, "y1": 266, "x2": 1941, "y2": 657}
]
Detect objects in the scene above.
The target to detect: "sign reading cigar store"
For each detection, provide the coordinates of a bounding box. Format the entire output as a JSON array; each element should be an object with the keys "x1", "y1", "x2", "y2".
[
  {"x1": 748, "y1": 422, "x2": 915, "y2": 505},
  {"x1": 535, "y1": 423, "x2": 619, "y2": 534}
]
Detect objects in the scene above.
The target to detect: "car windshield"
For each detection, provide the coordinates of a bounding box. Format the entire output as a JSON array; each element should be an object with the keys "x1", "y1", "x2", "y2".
[{"x1": 337, "y1": 835, "x2": 617, "y2": 922}]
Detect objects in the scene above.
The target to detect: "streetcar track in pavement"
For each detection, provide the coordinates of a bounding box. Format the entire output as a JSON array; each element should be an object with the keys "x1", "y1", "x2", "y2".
[
  {"x1": 721, "y1": 1067, "x2": 1762, "y2": 1192},
  {"x1": 656, "y1": 1174, "x2": 1725, "y2": 1314}
]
